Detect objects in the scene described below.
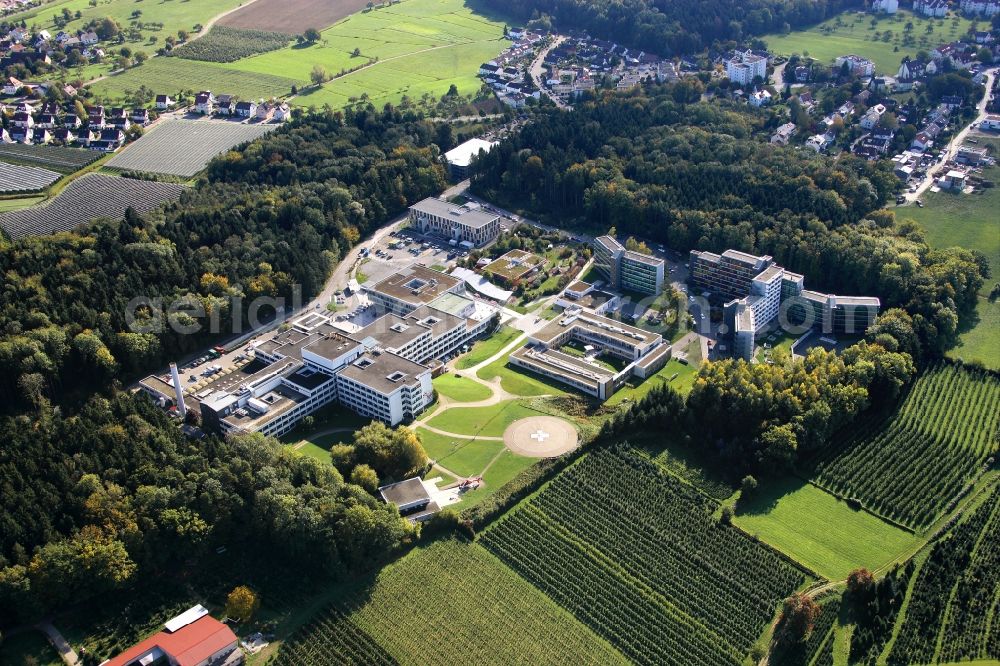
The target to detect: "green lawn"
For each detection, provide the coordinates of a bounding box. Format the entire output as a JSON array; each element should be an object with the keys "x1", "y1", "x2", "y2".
[
  {"x1": 477, "y1": 357, "x2": 569, "y2": 397},
  {"x1": 8, "y1": 0, "x2": 244, "y2": 46},
  {"x1": 607, "y1": 359, "x2": 698, "y2": 406},
  {"x1": 451, "y1": 449, "x2": 538, "y2": 508},
  {"x1": 416, "y1": 427, "x2": 505, "y2": 477},
  {"x1": 765, "y1": 9, "x2": 974, "y2": 74},
  {"x1": 432, "y1": 372, "x2": 493, "y2": 402},
  {"x1": 733, "y1": 478, "x2": 921, "y2": 581},
  {"x1": 425, "y1": 400, "x2": 545, "y2": 438},
  {"x1": 90, "y1": 57, "x2": 300, "y2": 103},
  {"x1": 897, "y1": 141, "x2": 1000, "y2": 368},
  {"x1": 0, "y1": 630, "x2": 62, "y2": 666},
  {"x1": 456, "y1": 325, "x2": 521, "y2": 370}
]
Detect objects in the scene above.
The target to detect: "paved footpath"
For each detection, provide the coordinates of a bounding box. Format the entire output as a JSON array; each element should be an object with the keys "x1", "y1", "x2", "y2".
[{"x1": 38, "y1": 621, "x2": 79, "y2": 666}]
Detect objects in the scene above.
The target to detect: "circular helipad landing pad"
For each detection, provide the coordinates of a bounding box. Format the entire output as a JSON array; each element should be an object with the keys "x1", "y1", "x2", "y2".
[{"x1": 503, "y1": 416, "x2": 579, "y2": 458}]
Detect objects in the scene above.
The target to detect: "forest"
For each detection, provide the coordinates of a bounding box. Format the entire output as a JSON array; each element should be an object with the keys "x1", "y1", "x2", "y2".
[
  {"x1": 0, "y1": 106, "x2": 447, "y2": 412},
  {"x1": 481, "y1": 0, "x2": 859, "y2": 55}
]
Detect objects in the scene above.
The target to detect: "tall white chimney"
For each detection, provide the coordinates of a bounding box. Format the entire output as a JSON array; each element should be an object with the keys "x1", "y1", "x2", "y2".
[{"x1": 169, "y1": 362, "x2": 187, "y2": 417}]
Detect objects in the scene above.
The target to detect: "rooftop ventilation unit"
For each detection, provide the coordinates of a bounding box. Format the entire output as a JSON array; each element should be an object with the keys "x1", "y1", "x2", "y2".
[{"x1": 386, "y1": 371, "x2": 406, "y2": 382}]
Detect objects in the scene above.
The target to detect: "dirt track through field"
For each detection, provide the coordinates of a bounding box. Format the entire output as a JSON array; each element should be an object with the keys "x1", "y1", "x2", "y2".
[{"x1": 218, "y1": 0, "x2": 372, "y2": 34}]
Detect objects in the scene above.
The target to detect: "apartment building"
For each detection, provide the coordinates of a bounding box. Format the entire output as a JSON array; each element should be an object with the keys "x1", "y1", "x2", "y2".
[
  {"x1": 691, "y1": 249, "x2": 880, "y2": 360},
  {"x1": 409, "y1": 197, "x2": 501, "y2": 247},
  {"x1": 592, "y1": 235, "x2": 665, "y2": 295},
  {"x1": 509, "y1": 311, "x2": 669, "y2": 400},
  {"x1": 726, "y1": 50, "x2": 767, "y2": 86}
]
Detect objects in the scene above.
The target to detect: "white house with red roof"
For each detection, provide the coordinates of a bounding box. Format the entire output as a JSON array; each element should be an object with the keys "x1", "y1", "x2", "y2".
[{"x1": 100, "y1": 605, "x2": 242, "y2": 666}]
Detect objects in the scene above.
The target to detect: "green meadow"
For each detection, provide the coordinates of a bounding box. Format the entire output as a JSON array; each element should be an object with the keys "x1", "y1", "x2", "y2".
[
  {"x1": 734, "y1": 479, "x2": 922, "y2": 581},
  {"x1": 765, "y1": 9, "x2": 975, "y2": 74}
]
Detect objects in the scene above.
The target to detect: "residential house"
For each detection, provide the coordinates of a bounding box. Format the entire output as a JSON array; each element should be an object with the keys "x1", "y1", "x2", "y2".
[
  {"x1": 11, "y1": 127, "x2": 33, "y2": 143},
  {"x1": 80, "y1": 30, "x2": 99, "y2": 45},
  {"x1": 255, "y1": 101, "x2": 273, "y2": 120},
  {"x1": 273, "y1": 103, "x2": 292, "y2": 122},
  {"x1": 62, "y1": 113, "x2": 80, "y2": 128},
  {"x1": 61, "y1": 83, "x2": 76, "y2": 97},
  {"x1": 76, "y1": 128, "x2": 93, "y2": 145},
  {"x1": 108, "y1": 115, "x2": 131, "y2": 131},
  {"x1": 194, "y1": 91, "x2": 215, "y2": 115},
  {"x1": 2, "y1": 76, "x2": 23, "y2": 94},
  {"x1": 749, "y1": 89, "x2": 772, "y2": 107},
  {"x1": 32, "y1": 128, "x2": 50, "y2": 144},
  {"x1": 795, "y1": 66, "x2": 811, "y2": 82},
  {"x1": 508, "y1": 26, "x2": 526, "y2": 40},
  {"x1": 215, "y1": 94, "x2": 236, "y2": 115},
  {"x1": 479, "y1": 62, "x2": 502, "y2": 76},
  {"x1": 35, "y1": 113, "x2": 57, "y2": 129},
  {"x1": 88, "y1": 106, "x2": 105, "y2": 128},
  {"x1": 770, "y1": 122, "x2": 797, "y2": 145},
  {"x1": 90, "y1": 127, "x2": 124, "y2": 151},
  {"x1": 235, "y1": 99, "x2": 257, "y2": 117},
  {"x1": 806, "y1": 132, "x2": 835, "y2": 152},
  {"x1": 131, "y1": 108, "x2": 149, "y2": 125},
  {"x1": 0, "y1": 129, "x2": 11, "y2": 144},
  {"x1": 860, "y1": 104, "x2": 886, "y2": 129},
  {"x1": 941, "y1": 95, "x2": 964, "y2": 111},
  {"x1": 50, "y1": 127, "x2": 74, "y2": 143},
  {"x1": 974, "y1": 31, "x2": 996, "y2": 44},
  {"x1": 8, "y1": 27, "x2": 29, "y2": 43},
  {"x1": 956, "y1": 144, "x2": 989, "y2": 165},
  {"x1": 911, "y1": 131, "x2": 934, "y2": 151},
  {"x1": 11, "y1": 111, "x2": 33, "y2": 129},
  {"x1": 155, "y1": 94, "x2": 175, "y2": 110},
  {"x1": 100, "y1": 606, "x2": 241, "y2": 666}
]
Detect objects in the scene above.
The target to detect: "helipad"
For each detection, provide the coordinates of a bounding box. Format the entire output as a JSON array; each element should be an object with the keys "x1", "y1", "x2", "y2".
[{"x1": 503, "y1": 416, "x2": 579, "y2": 458}]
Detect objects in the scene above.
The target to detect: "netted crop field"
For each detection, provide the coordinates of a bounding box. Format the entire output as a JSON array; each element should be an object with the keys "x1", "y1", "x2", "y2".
[
  {"x1": 106, "y1": 120, "x2": 275, "y2": 177},
  {"x1": 0, "y1": 143, "x2": 100, "y2": 172},
  {"x1": 813, "y1": 362, "x2": 1000, "y2": 530},
  {"x1": 481, "y1": 447, "x2": 806, "y2": 666},
  {"x1": 0, "y1": 174, "x2": 186, "y2": 239},
  {"x1": 0, "y1": 162, "x2": 61, "y2": 193}
]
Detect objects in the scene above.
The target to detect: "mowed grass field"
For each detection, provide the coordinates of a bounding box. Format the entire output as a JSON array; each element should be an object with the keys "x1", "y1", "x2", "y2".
[
  {"x1": 431, "y1": 373, "x2": 493, "y2": 402},
  {"x1": 733, "y1": 479, "x2": 921, "y2": 581},
  {"x1": 456, "y1": 325, "x2": 521, "y2": 369},
  {"x1": 765, "y1": 9, "x2": 975, "y2": 74},
  {"x1": 269, "y1": 540, "x2": 628, "y2": 665},
  {"x1": 90, "y1": 57, "x2": 300, "y2": 103},
  {"x1": 7, "y1": 0, "x2": 243, "y2": 44},
  {"x1": 425, "y1": 399, "x2": 545, "y2": 438},
  {"x1": 898, "y1": 134, "x2": 1000, "y2": 368}
]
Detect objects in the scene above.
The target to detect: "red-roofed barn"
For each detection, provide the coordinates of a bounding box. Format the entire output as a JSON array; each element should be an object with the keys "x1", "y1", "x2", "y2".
[{"x1": 100, "y1": 605, "x2": 242, "y2": 666}]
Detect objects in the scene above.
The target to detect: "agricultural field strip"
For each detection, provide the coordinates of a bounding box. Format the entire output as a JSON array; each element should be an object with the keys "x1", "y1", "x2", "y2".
[
  {"x1": 268, "y1": 605, "x2": 398, "y2": 666},
  {"x1": 0, "y1": 174, "x2": 187, "y2": 240},
  {"x1": 888, "y1": 484, "x2": 1000, "y2": 663},
  {"x1": 0, "y1": 162, "x2": 61, "y2": 193},
  {"x1": 106, "y1": 121, "x2": 275, "y2": 177},
  {"x1": 482, "y1": 448, "x2": 804, "y2": 666},
  {"x1": 812, "y1": 363, "x2": 1000, "y2": 530}
]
